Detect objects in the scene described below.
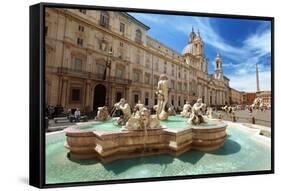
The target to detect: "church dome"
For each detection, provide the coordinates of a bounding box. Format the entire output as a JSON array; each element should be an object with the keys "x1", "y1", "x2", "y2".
[{"x1": 182, "y1": 43, "x2": 196, "y2": 55}]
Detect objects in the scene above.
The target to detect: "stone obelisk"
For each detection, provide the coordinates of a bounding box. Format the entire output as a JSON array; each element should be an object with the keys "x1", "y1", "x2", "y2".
[{"x1": 256, "y1": 63, "x2": 260, "y2": 92}]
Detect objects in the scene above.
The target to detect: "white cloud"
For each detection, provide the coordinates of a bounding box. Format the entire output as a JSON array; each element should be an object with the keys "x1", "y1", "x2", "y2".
[
  {"x1": 130, "y1": 13, "x2": 165, "y2": 24},
  {"x1": 243, "y1": 29, "x2": 271, "y2": 57},
  {"x1": 130, "y1": 13, "x2": 272, "y2": 92},
  {"x1": 229, "y1": 70, "x2": 271, "y2": 92}
]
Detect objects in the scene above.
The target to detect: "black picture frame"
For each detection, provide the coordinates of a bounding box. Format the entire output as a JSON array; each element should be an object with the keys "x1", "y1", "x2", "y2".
[{"x1": 30, "y1": 2, "x2": 274, "y2": 189}]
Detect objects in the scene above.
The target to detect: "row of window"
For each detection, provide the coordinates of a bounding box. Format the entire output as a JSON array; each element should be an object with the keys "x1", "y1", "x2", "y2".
[
  {"x1": 70, "y1": 86, "x2": 207, "y2": 106},
  {"x1": 80, "y1": 10, "x2": 142, "y2": 43},
  {"x1": 79, "y1": 9, "x2": 178, "y2": 57},
  {"x1": 72, "y1": 57, "x2": 191, "y2": 87}
]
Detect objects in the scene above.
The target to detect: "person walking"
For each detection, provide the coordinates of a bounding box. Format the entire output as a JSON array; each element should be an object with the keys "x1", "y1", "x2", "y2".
[{"x1": 74, "y1": 108, "x2": 81, "y2": 122}]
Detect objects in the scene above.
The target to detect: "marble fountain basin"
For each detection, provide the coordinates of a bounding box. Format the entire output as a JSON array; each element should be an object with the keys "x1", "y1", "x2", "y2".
[{"x1": 64, "y1": 116, "x2": 227, "y2": 163}]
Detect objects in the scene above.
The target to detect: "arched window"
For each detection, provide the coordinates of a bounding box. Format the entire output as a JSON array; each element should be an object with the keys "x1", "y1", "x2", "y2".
[
  {"x1": 100, "y1": 11, "x2": 109, "y2": 28},
  {"x1": 135, "y1": 29, "x2": 142, "y2": 43}
]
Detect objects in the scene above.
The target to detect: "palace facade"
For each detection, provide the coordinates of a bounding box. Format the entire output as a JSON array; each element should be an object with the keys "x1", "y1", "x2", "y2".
[
  {"x1": 256, "y1": 91, "x2": 271, "y2": 107},
  {"x1": 45, "y1": 8, "x2": 233, "y2": 112}
]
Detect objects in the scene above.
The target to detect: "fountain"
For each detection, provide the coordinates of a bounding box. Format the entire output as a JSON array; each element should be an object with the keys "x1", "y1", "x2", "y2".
[{"x1": 64, "y1": 75, "x2": 228, "y2": 163}]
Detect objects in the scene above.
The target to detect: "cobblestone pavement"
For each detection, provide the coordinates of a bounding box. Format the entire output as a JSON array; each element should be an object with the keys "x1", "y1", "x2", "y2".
[{"x1": 216, "y1": 109, "x2": 271, "y2": 127}]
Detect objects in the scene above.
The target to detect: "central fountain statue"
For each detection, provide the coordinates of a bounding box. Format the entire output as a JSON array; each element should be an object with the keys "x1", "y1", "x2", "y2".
[
  {"x1": 189, "y1": 98, "x2": 205, "y2": 125},
  {"x1": 154, "y1": 74, "x2": 169, "y2": 121}
]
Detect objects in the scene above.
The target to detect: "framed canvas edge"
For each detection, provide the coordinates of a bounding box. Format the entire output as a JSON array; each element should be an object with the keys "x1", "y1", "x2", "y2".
[{"x1": 29, "y1": 2, "x2": 275, "y2": 189}]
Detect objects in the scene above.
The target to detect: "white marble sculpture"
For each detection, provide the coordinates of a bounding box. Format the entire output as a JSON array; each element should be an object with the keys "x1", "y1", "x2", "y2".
[
  {"x1": 133, "y1": 100, "x2": 145, "y2": 117},
  {"x1": 125, "y1": 107, "x2": 160, "y2": 130},
  {"x1": 222, "y1": 105, "x2": 234, "y2": 115},
  {"x1": 95, "y1": 106, "x2": 109, "y2": 121},
  {"x1": 168, "y1": 106, "x2": 176, "y2": 116},
  {"x1": 251, "y1": 97, "x2": 265, "y2": 110},
  {"x1": 180, "y1": 101, "x2": 192, "y2": 117},
  {"x1": 155, "y1": 74, "x2": 169, "y2": 121},
  {"x1": 114, "y1": 98, "x2": 131, "y2": 126},
  {"x1": 206, "y1": 107, "x2": 213, "y2": 119},
  {"x1": 189, "y1": 98, "x2": 205, "y2": 125}
]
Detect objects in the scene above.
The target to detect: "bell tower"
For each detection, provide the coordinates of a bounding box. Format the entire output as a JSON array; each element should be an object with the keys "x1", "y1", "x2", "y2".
[
  {"x1": 214, "y1": 53, "x2": 223, "y2": 80},
  {"x1": 189, "y1": 27, "x2": 196, "y2": 43}
]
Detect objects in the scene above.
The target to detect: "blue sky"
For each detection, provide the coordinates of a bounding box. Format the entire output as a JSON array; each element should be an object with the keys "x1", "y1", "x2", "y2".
[{"x1": 129, "y1": 12, "x2": 272, "y2": 92}]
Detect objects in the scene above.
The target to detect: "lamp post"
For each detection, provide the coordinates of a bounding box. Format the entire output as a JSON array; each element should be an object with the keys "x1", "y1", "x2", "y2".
[{"x1": 105, "y1": 48, "x2": 113, "y2": 107}]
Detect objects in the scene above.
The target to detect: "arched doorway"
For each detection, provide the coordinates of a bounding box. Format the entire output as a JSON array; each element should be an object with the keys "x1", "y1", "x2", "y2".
[{"x1": 93, "y1": 84, "x2": 106, "y2": 111}]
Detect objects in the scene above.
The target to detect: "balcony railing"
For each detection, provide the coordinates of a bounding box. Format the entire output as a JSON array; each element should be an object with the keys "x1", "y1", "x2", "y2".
[{"x1": 57, "y1": 67, "x2": 132, "y2": 85}]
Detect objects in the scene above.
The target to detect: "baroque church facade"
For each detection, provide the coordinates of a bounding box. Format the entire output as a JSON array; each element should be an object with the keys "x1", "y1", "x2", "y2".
[{"x1": 45, "y1": 8, "x2": 232, "y2": 112}]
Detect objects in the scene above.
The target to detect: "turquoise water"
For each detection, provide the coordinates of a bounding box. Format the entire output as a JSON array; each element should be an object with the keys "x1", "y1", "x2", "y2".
[
  {"x1": 81, "y1": 116, "x2": 216, "y2": 132},
  {"x1": 81, "y1": 119, "x2": 122, "y2": 132},
  {"x1": 46, "y1": 120, "x2": 271, "y2": 184},
  {"x1": 160, "y1": 116, "x2": 217, "y2": 129}
]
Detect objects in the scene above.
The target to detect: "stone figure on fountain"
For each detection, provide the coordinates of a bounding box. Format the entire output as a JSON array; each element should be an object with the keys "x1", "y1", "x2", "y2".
[
  {"x1": 125, "y1": 107, "x2": 160, "y2": 130},
  {"x1": 114, "y1": 98, "x2": 131, "y2": 126},
  {"x1": 95, "y1": 106, "x2": 109, "y2": 121},
  {"x1": 251, "y1": 97, "x2": 265, "y2": 111},
  {"x1": 155, "y1": 74, "x2": 169, "y2": 121},
  {"x1": 206, "y1": 107, "x2": 213, "y2": 119},
  {"x1": 168, "y1": 105, "x2": 176, "y2": 116},
  {"x1": 189, "y1": 98, "x2": 205, "y2": 125},
  {"x1": 133, "y1": 100, "x2": 145, "y2": 117},
  {"x1": 180, "y1": 101, "x2": 192, "y2": 117}
]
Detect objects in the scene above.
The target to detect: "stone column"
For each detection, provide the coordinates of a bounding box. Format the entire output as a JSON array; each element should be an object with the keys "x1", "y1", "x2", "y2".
[
  {"x1": 212, "y1": 90, "x2": 215, "y2": 105},
  {"x1": 63, "y1": 46, "x2": 71, "y2": 68},
  {"x1": 125, "y1": 87, "x2": 132, "y2": 104},
  {"x1": 111, "y1": 85, "x2": 116, "y2": 107},
  {"x1": 84, "y1": 80, "x2": 91, "y2": 109},
  {"x1": 217, "y1": 90, "x2": 220, "y2": 105},
  {"x1": 86, "y1": 52, "x2": 93, "y2": 72},
  {"x1": 204, "y1": 86, "x2": 208, "y2": 104},
  {"x1": 60, "y1": 77, "x2": 69, "y2": 108},
  {"x1": 89, "y1": 82, "x2": 95, "y2": 111}
]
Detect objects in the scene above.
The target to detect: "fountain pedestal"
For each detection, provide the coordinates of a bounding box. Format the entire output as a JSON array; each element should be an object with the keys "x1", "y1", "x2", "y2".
[{"x1": 65, "y1": 121, "x2": 227, "y2": 163}]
